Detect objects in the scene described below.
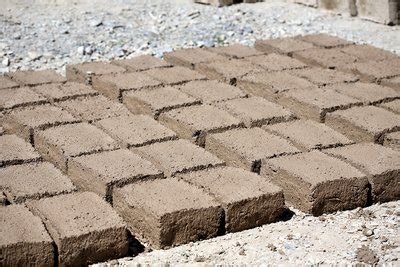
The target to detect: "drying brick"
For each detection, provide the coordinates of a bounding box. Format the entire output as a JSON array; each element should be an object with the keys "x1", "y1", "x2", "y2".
[
  {"x1": 349, "y1": 59, "x2": 400, "y2": 82},
  {"x1": 0, "y1": 205, "x2": 54, "y2": 266},
  {"x1": 34, "y1": 122, "x2": 118, "y2": 172},
  {"x1": 66, "y1": 61, "x2": 126, "y2": 84},
  {"x1": 95, "y1": 114, "x2": 177, "y2": 148},
  {"x1": 158, "y1": 104, "x2": 243, "y2": 146},
  {"x1": 207, "y1": 44, "x2": 264, "y2": 59},
  {"x1": 0, "y1": 87, "x2": 48, "y2": 112},
  {"x1": 293, "y1": 47, "x2": 359, "y2": 69},
  {"x1": 299, "y1": 34, "x2": 353, "y2": 48},
  {"x1": 57, "y1": 95, "x2": 131, "y2": 122},
  {"x1": 2, "y1": 104, "x2": 79, "y2": 144},
  {"x1": 205, "y1": 128, "x2": 300, "y2": 173},
  {"x1": 163, "y1": 48, "x2": 225, "y2": 69},
  {"x1": 380, "y1": 99, "x2": 400, "y2": 114},
  {"x1": 93, "y1": 72, "x2": 162, "y2": 101},
  {"x1": 0, "y1": 134, "x2": 41, "y2": 168},
  {"x1": 254, "y1": 37, "x2": 315, "y2": 55},
  {"x1": 384, "y1": 131, "x2": 400, "y2": 150},
  {"x1": 325, "y1": 105, "x2": 400, "y2": 143},
  {"x1": 246, "y1": 53, "x2": 307, "y2": 72},
  {"x1": 144, "y1": 66, "x2": 206, "y2": 85},
  {"x1": 27, "y1": 192, "x2": 128, "y2": 266},
  {"x1": 9, "y1": 70, "x2": 66, "y2": 86},
  {"x1": 177, "y1": 80, "x2": 247, "y2": 103},
  {"x1": 263, "y1": 119, "x2": 353, "y2": 151},
  {"x1": 133, "y1": 139, "x2": 224, "y2": 177},
  {"x1": 215, "y1": 96, "x2": 295, "y2": 127},
  {"x1": 289, "y1": 67, "x2": 359, "y2": 86},
  {"x1": 0, "y1": 162, "x2": 75, "y2": 204},
  {"x1": 179, "y1": 166, "x2": 285, "y2": 232},
  {"x1": 123, "y1": 86, "x2": 201, "y2": 118},
  {"x1": 68, "y1": 149, "x2": 162, "y2": 202},
  {"x1": 0, "y1": 76, "x2": 19, "y2": 90},
  {"x1": 261, "y1": 151, "x2": 369, "y2": 216},
  {"x1": 113, "y1": 178, "x2": 223, "y2": 248},
  {"x1": 341, "y1": 44, "x2": 399, "y2": 62},
  {"x1": 278, "y1": 87, "x2": 362, "y2": 122},
  {"x1": 32, "y1": 82, "x2": 99, "y2": 102},
  {"x1": 381, "y1": 76, "x2": 400, "y2": 92},
  {"x1": 111, "y1": 55, "x2": 171, "y2": 72}
]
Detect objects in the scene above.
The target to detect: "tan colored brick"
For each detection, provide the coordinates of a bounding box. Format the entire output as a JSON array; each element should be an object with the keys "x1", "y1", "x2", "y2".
[
  {"x1": 293, "y1": 47, "x2": 359, "y2": 69},
  {"x1": 9, "y1": 70, "x2": 66, "y2": 86},
  {"x1": 356, "y1": 0, "x2": 399, "y2": 25},
  {"x1": 66, "y1": 61, "x2": 126, "y2": 83},
  {"x1": 207, "y1": 44, "x2": 264, "y2": 59},
  {"x1": 0, "y1": 134, "x2": 41, "y2": 168},
  {"x1": 0, "y1": 87, "x2": 48, "y2": 112},
  {"x1": 381, "y1": 76, "x2": 400, "y2": 92},
  {"x1": 289, "y1": 67, "x2": 359, "y2": 86},
  {"x1": 341, "y1": 44, "x2": 399, "y2": 62},
  {"x1": 163, "y1": 48, "x2": 225, "y2": 69},
  {"x1": 31, "y1": 82, "x2": 98, "y2": 102},
  {"x1": 349, "y1": 59, "x2": 400, "y2": 82},
  {"x1": 111, "y1": 55, "x2": 171, "y2": 72},
  {"x1": 246, "y1": 53, "x2": 307, "y2": 72},
  {"x1": 299, "y1": 34, "x2": 353, "y2": 48},
  {"x1": 380, "y1": 99, "x2": 400, "y2": 114},
  {"x1": 0, "y1": 76, "x2": 19, "y2": 90},
  {"x1": 254, "y1": 37, "x2": 315, "y2": 55},
  {"x1": 384, "y1": 131, "x2": 400, "y2": 150},
  {"x1": 144, "y1": 66, "x2": 206, "y2": 85}
]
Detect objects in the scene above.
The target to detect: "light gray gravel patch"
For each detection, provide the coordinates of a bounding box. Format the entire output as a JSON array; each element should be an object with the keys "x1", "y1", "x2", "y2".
[{"x1": 1, "y1": 0, "x2": 399, "y2": 75}]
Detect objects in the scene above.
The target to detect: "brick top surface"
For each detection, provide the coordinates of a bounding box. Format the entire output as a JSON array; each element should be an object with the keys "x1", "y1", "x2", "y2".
[
  {"x1": 133, "y1": 139, "x2": 224, "y2": 176},
  {"x1": 208, "y1": 128, "x2": 300, "y2": 161},
  {"x1": 69, "y1": 149, "x2": 162, "y2": 185},
  {"x1": 0, "y1": 205, "x2": 52, "y2": 246},
  {"x1": 351, "y1": 59, "x2": 400, "y2": 80},
  {"x1": 380, "y1": 99, "x2": 400, "y2": 114},
  {"x1": 164, "y1": 48, "x2": 225, "y2": 66},
  {"x1": 144, "y1": 66, "x2": 206, "y2": 85},
  {"x1": 0, "y1": 87, "x2": 47, "y2": 111},
  {"x1": 0, "y1": 135, "x2": 41, "y2": 166},
  {"x1": 57, "y1": 95, "x2": 131, "y2": 122},
  {"x1": 68, "y1": 61, "x2": 126, "y2": 76},
  {"x1": 9, "y1": 70, "x2": 66, "y2": 86},
  {"x1": 96, "y1": 115, "x2": 177, "y2": 148},
  {"x1": 177, "y1": 80, "x2": 247, "y2": 103},
  {"x1": 294, "y1": 47, "x2": 360, "y2": 69},
  {"x1": 32, "y1": 82, "x2": 98, "y2": 101},
  {"x1": 97, "y1": 71, "x2": 162, "y2": 91},
  {"x1": 208, "y1": 44, "x2": 264, "y2": 59},
  {"x1": 35, "y1": 122, "x2": 118, "y2": 157},
  {"x1": 115, "y1": 178, "x2": 220, "y2": 216},
  {"x1": 179, "y1": 166, "x2": 282, "y2": 202},
  {"x1": 27, "y1": 192, "x2": 126, "y2": 238},
  {"x1": 0, "y1": 76, "x2": 19, "y2": 89},
  {"x1": 111, "y1": 55, "x2": 171, "y2": 72},
  {"x1": 341, "y1": 44, "x2": 398, "y2": 62},
  {"x1": 327, "y1": 106, "x2": 400, "y2": 136},
  {"x1": 0, "y1": 162, "x2": 76, "y2": 203},
  {"x1": 263, "y1": 119, "x2": 353, "y2": 150},
  {"x1": 264, "y1": 151, "x2": 366, "y2": 186},
  {"x1": 215, "y1": 96, "x2": 294, "y2": 127},
  {"x1": 246, "y1": 53, "x2": 307, "y2": 71},
  {"x1": 324, "y1": 82, "x2": 399, "y2": 104},
  {"x1": 382, "y1": 76, "x2": 400, "y2": 89},
  {"x1": 255, "y1": 37, "x2": 315, "y2": 54},
  {"x1": 299, "y1": 34, "x2": 353, "y2": 48},
  {"x1": 199, "y1": 58, "x2": 262, "y2": 79},
  {"x1": 289, "y1": 68, "x2": 359, "y2": 86}
]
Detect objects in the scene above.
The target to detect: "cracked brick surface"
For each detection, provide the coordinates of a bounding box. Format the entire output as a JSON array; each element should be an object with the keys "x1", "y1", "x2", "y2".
[
  {"x1": 31, "y1": 82, "x2": 99, "y2": 102},
  {"x1": 0, "y1": 134, "x2": 41, "y2": 167},
  {"x1": 0, "y1": 87, "x2": 48, "y2": 112},
  {"x1": 0, "y1": 75, "x2": 19, "y2": 90},
  {"x1": 380, "y1": 99, "x2": 400, "y2": 114},
  {"x1": 384, "y1": 132, "x2": 400, "y2": 151}
]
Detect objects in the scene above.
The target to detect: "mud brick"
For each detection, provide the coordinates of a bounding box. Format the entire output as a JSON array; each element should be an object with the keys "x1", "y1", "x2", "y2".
[
  {"x1": 263, "y1": 119, "x2": 353, "y2": 151},
  {"x1": 277, "y1": 87, "x2": 362, "y2": 122},
  {"x1": 349, "y1": 59, "x2": 400, "y2": 82},
  {"x1": 177, "y1": 80, "x2": 247, "y2": 103},
  {"x1": 158, "y1": 105, "x2": 243, "y2": 146},
  {"x1": 207, "y1": 44, "x2": 264, "y2": 59},
  {"x1": 113, "y1": 177, "x2": 223, "y2": 248},
  {"x1": 0, "y1": 87, "x2": 48, "y2": 112},
  {"x1": 133, "y1": 139, "x2": 224, "y2": 177},
  {"x1": 66, "y1": 61, "x2": 126, "y2": 84},
  {"x1": 299, "y1": 34, "x2": 353, "y2": 48},
  {"x1": 289, "y1": 67, "x2": 359, "y2": 86},
  {"x1": 57, "y1": 95, "x2": 131, "y2": 122},
  {"x1": 380, "y1": 99, "x2": 400, "y2": 114},
  {"x1": 96, "y1": 115, "x2": 177, "y2": 148},
  {"x1": 163, "y1": 48, "x2": 225, "y2": 69},
  {"x1": 326, "y1": 143, "x2": 400, "y2": 202},
  {"x1": 341, "y1": 44, "x2": 399, "y2": 62},
  {"x1": 254, "y1": 37, "x2": 315, "y2": 56},
  {"x1": 246, "y1": 53, "x2": 307, "y2": 72},
  {"x1": 215, "y1": 96, "x2": 295, "y2": 127},
  {"x1": 0, "y1": 135, "x2": 41, "y2": 167},
  {"x1": 144, "y1": 66, "x2": 206, "y2": 85},
  {"x1": 318, "y1": 0, "x2": 357, "y2": 15},
  {"x1": 0, "y1": 205, "x2": 54, "y2": 266},
  {"x1": 34, "y1": 122, "x2": 118, "y2": 172},
  {"x1": 93, "y1": 72, "x2": 162, "y2": 101},
  {"x1": 196, "y1": 58, "x2": 262, "y2": 85},
  {"x1": 356, "y1": 0, "x2": 399, "y2": 25},
  {"x1": 27, "y1": 192, "x2": 128, "y2": 266},
  {"x1": 9, "y1": 69, "x2": 66, "y2": 86},
  {"x1": 261, "y1": 151, "x2": 368, "y2": 215},
  {"x1": 0, "y1": 162, "x2": 75, "y2": 204},
  {"x1": 2, "y1": 104, "x2": 79, "y2": 144},
  {"x1": 123, "y1": 86, "x2": 201, "y2": 118},
  {"x1": 31, "y1": 82, "x2": 98, "y2": 102},
  {"x1": 325, "y1": 105, "x2": 400, "y2": 143},
  {"x1": 237, "y1": 71, "x2": 315, "y2": 101},
  {"x1": 384, "y1": 132, "x2": 400, "y2": 150},
  {"x1": 0, "y1": 75, "x2": 19, "y2": 89},
  {"x1": 206, "y1": 128, "x2": 300, "y2": 173},
  {"x1": 381, "y1": 76, "x2": 400, "y2": 92},
  {"x1": 68, "y1": 149, "x2": 162, "y2": 202},
  {"x1": 111, "y1": 55, "x2": 171, "y2": 72},
  {"x1": 293, "y1": 47, "x2": 359, "y2": 69},
  {"x1": 179, "y1": 167, "x2": 285, "y2": 232},
  {"x1": 324, "y1": 82, "x2": 399, "y2": 105}
]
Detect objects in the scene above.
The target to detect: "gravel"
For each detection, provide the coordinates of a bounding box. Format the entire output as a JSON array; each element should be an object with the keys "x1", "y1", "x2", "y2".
[{"x1": 1, "y1": 0, "x2": 400, "y2": 75}]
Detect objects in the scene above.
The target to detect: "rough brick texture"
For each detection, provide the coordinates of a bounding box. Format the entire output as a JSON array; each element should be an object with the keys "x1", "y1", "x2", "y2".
[
  {"x1": 381, "y1": 76, "x2": 400, "y2": 92},
  {"x1": 66, "y1": 61, "x2": 126, "y2": 84},
  {"x1": 380, "y1": 99, "x2": 400, "y2": 114},
  {"x1": 299, "y1": 34, "x2": 353, "y2": 48},
  {"x1": 32, "y1": 82, "x2": 98, "y2": 102},
  {"x1": 9, "y1": 69, "x2": 66, "y2": 86},
  {"x1": 0, "y1": 134, "x2": 41, "y2": 167},
  {"x1": 384, "y1": 131, "x2": 400, "y2": 150},
  {"x1": 0, "y1": 87, "x2": 48, "y2": 112},
  {"x1": 350, "y1": 59, "x2": 400, "y2": 82},
  {"x1": 144, "y1": 66, "x2": 206, "y2": 85},
  {"x1": 246, "y1": 53, "x2": 307, "y2": 72},
  {"x1": 164, "y1": 48, "x2": 225, "y2": 69},
  {"x1": 341, "y1": 44, "x2": 398, "y2": 62},
  {"x1": 207, "y1": 44, "x2": 264, "y2": 59},
  {"x1": 0, "y1": 76, "x2": 19, "y2": 89},
  {"x1": 289, "y1": 67, "x2": 359, "y2": 86},
  {"x1": 254, "y1": 37, "x2": 315, "y2": 55},
  {"x1": 111, "y1": 55, "x2": 171, "y2": 72}
]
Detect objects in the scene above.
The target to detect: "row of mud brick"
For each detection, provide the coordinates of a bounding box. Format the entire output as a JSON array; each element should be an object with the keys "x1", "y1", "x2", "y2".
[{"x1": 1, "y1": 34, "x2": 400, "y2": 266}]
